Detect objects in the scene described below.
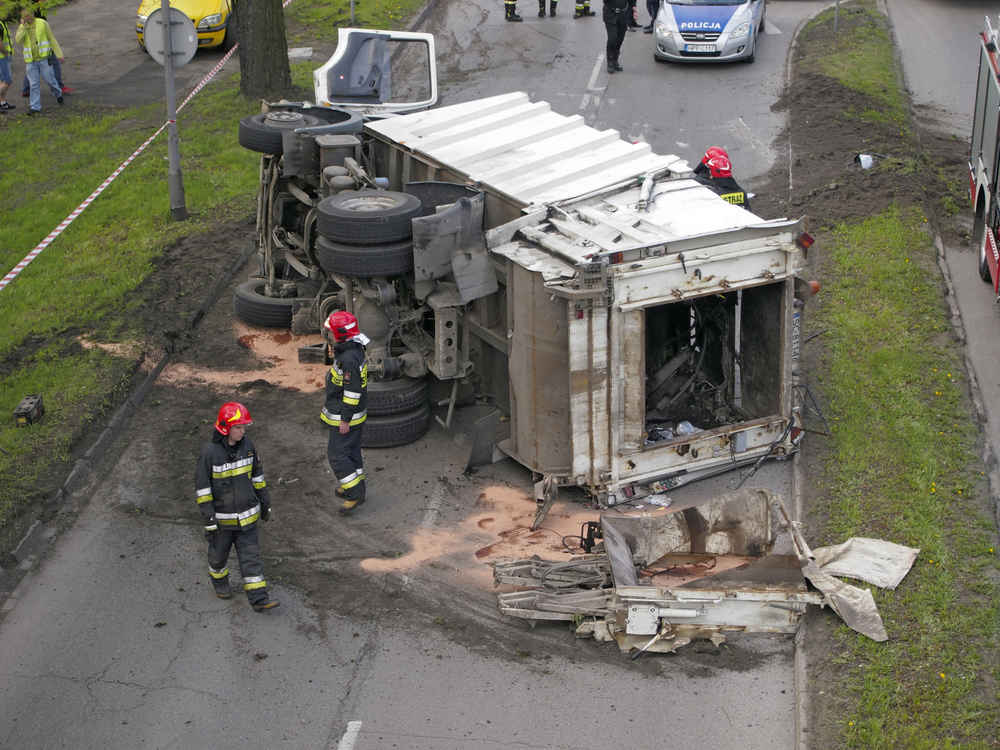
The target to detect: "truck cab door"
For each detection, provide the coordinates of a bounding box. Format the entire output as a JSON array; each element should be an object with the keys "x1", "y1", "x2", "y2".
[{"x1": 313, "y1": 28, "x2": 437, "y2": 114}]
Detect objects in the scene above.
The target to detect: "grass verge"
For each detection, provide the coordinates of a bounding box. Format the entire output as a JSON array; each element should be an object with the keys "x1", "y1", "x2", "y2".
[
  {"x1": 811, "y1": 204, "x2": 1000, "y2": 747},
  {"x1": 0, "y1": 74, "x2": 260, "y2": 541},
  {"x1": 0, "y1": 0, "x2": 428, "y2": 550},
  {"x1": 799, "y1": 0, "x2": 908, "y2": 128}
]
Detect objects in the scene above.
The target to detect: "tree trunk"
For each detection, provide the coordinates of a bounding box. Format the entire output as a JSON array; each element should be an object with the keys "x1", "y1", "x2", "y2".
[{"x1": 231, "y1": 0, "x2": 292, "y2": 100}]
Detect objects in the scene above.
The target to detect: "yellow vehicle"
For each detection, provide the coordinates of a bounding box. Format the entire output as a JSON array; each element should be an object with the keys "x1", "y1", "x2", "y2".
[{"x1": 136, "y1": 0, "x2": 233, "y2": 51}]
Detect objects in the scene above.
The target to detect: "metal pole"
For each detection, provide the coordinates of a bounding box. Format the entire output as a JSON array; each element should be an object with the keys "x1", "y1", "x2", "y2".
[
  {"x1": 160, "y1": 0, "x2": 187, "y2": 220},
  {"x1": 834, "y1": 0, "x2": 839, "y2": 34},
  {"x1": 350, "y1": 0, "x2": 356, "y2": 25}
]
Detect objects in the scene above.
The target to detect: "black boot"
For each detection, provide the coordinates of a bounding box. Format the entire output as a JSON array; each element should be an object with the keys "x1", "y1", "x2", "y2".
[
  {"x1": 583, "y1": 5, "x2": 595, "y2": 14},
  {"x1": 607, "y1": 59, "x2": 615, "y2": 74},
  {"x1": 549, "y1": 0, "x2": 556, "y2": 15},
  {"x1": 538, "y1": 0, "x2": 546, "y2": 17},
  {"x1": 506, "y1": 3, "x2": 523, "y2": 21}
]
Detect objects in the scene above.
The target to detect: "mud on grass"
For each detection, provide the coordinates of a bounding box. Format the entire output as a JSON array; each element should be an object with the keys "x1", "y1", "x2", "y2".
[{"x1": 0, "y1": 218, "x2": 253, "y2": 564}]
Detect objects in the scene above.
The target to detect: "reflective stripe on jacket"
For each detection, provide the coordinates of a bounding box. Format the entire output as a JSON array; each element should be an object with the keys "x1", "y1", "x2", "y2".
[
  {"x1": 321, "y1": 339, "x2": 368, "y2": 428},
  {"x1": 194, "y1": 432, "x2": 271, "y2": 527},
  {"x1": 16, "y1": 19, "x2": 61, "y2": 63}
]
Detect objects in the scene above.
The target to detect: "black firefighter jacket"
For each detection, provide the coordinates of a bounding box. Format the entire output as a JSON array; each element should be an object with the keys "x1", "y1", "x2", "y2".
[
  {"x1": 194, "y1": 432, "x2": 271, "y2": 531},
  {"x1": 321, "y1": 339, "x2": 368, "y2": 429}
]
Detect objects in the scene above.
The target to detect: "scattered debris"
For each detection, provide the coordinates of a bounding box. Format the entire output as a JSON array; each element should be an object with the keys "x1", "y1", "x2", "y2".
[{"x1": 495, "y1": 487, "x2": 919, "y2": 655}]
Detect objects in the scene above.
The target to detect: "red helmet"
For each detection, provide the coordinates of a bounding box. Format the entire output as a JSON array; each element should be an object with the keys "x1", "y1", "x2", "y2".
[
  {"x1": 702, "y1": 146, "x2": 732, "y2": 179},
  {"x1": 324, "y1": 310, "x2": 360, "y2": 343},
  {"x1": 215, "y1": 402, "x2": 253, "y2": 436}
]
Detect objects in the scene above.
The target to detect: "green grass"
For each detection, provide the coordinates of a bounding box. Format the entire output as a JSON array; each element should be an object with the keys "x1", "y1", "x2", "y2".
[
  {"x1": 284, "y1": 0, "x2": 427, "y2": 43},
  {"x1": 0, "y1": 0, "x2": 428, "y2": 543},
  {"x1": 0, "y1": 74, "x2": 261, "y2": 532},
  {"x1": 810, "y1": 204, "x2": 1000, "y2": 748},
  {"x1": 801, "y1": 1, "x2": 908, "y2": 127}
]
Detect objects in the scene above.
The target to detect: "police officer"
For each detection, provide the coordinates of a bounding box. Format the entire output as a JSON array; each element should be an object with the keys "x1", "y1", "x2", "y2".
[
  {"x1": 321, "y1": 311, "x2": 370, "y2": 515},
  {"x1": 604, "y1": 0, "x2": 636, "y2": 73},
  {"x1": 194, "y1": 402, "x2": 277, "y2": 612},
  {"x1": 693, "y1": 146, "x2": 752, "y2": 211}
]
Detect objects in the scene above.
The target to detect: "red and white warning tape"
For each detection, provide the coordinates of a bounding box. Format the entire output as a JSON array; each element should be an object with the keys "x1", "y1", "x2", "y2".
[{"x1": 0, "y1": 43, "x2": 241, "y2": 292}]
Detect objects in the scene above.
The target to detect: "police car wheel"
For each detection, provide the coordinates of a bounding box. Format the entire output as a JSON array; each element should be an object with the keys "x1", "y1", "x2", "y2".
[
  {"x1": 361, "y1": 404, "x2": 431, "y2": 448},
  {"x1": 238, "y1": 112, "x2": 323, "y2": 155}
]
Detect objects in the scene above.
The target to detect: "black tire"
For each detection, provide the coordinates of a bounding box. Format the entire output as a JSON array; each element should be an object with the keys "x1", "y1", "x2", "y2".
[
  {"x1": 361, "y1": 404, "x2": 431, "y2": 448},
  {"x1": 317, "y1": 191, "x2": 422, "y2": 245},
  {"x1": 744, "y1": 36, "x2": 756, "y2": 64},
  {"x1": 367, "y1": 377, "x2": 429, "y2": 416},
  {"x1": 233, "y1": 279, "x2": 314, "y2": 328},
  {"x1": 980, "y1": 227, "x2": 993, "y2": 283},
  {"x1": 316, "y1": 235, "x2": 414, "y2": 277},
  {"x1": 222, "y1": 22, "x2": 236, "y2": 52},
  {"x1": 238, "y1": 112, "x2": 323, "y2": 155}
]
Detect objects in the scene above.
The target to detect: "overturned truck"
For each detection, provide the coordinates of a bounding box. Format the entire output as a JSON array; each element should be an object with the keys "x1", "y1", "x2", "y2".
[{"x1": 234, "y1": 29, "x2": 817, "y2": 505}]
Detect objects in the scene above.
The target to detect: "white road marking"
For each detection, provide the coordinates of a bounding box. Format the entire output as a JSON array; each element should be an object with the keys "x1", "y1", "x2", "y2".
[
  {"x1": 580, "y1": 54, "x2": 607, "y2": 110},
  {"x1": 764, "y1": 20, "x2": 781, "y2": 34},
  {"x1": 337, "y1": 721, "x2": 363, "y2": 750}
]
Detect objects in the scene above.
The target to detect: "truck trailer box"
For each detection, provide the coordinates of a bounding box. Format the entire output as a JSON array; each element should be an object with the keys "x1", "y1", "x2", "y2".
[{"x1": 361, "y1": 92, "x2": 811, "y2": 501}]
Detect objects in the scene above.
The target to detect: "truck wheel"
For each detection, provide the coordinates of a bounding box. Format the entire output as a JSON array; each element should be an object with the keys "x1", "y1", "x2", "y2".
[
  {"x1": 316, "y1": 191, "x2": 422, "y2": 245},
  {"x1": 361, "y1": 404, "x2": 431, "y2": 448},
  {"x1": 976, "y1": 207, "x2": 993, "y2": 283},
  {"x1": 233, "y1": 279, "x2": 313, "y2": 328},
  {"x1": 980, "y1": 230, "x2": 993, "y2": 283},
  {"x1": 316, "y1": 235, "x2": 414, "y2": 277},
  {"x1": 367, "y1": 377, "x2": 429, "y2": 416},
  {"x1": 238, "y1": 112, "x2": 323, "y2": 155}
]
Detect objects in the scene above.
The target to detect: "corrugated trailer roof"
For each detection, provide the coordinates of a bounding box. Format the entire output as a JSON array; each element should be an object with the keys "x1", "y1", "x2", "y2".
[{"x1": 365, "y1": 92, "x2": 689, "y2": 206}]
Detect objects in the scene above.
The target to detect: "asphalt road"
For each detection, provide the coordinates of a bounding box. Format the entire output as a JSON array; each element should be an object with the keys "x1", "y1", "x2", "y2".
[{"x1": 2, "y1": 1, "x2": 967, "y2": 749}]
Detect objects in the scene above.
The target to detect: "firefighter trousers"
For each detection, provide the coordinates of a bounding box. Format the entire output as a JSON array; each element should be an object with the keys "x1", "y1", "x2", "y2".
[
  {"x1": 327, "y1": 424, "x2": 366, "y2": 501},
  {"x1": 208, "y1": 525, "x2": 269, "y2": 604}
]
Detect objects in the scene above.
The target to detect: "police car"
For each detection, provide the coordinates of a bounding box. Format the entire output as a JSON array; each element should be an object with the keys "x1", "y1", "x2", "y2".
[{"x1": 653, "y1": 0, "x2": 765, "y2": 63}]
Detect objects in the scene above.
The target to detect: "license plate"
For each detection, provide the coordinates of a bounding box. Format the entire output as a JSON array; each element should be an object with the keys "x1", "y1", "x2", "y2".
[{"x1": 685, "y1": 44, "x2": 715, "y2": 53}]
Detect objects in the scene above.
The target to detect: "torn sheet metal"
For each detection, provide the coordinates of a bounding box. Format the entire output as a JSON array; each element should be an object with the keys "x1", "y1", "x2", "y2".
[
  {"x1": 811, "y1": 537, "x2": 920, "y2": 590},
  {"x1": 495, "y1": 487, "x2": 919, "y2": 654}
]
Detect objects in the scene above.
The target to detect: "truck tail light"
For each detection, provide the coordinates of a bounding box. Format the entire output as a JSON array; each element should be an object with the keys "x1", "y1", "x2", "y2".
[{"x1": 795, "y1": 232, "x2": 814, "y2": 251}]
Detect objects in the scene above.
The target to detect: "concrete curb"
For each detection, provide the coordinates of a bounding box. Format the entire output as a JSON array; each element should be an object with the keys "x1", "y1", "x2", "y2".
[
  {"x1": 786, "y1": 5, "x2": 837, "y2": 750},
  {"x1": 2, "y1": 240, "x2": 256, "y2": 587}
]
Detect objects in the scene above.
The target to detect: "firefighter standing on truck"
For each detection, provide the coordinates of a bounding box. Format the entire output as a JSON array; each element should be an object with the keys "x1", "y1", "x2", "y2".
[
  {"x1": 321, "y1": 311, "x2": 370, "y2": 516},
  {"x1": 693, "y1": 146, "x2": 751, "y2": 212},
  {"x1": 194, "y1": 402, "x2": 278, "y2": 612}
]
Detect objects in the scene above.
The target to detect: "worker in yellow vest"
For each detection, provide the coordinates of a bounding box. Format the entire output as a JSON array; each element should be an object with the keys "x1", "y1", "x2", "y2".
[{"x1": 16, "y1": 7, "x2": 64, "y2": 115}]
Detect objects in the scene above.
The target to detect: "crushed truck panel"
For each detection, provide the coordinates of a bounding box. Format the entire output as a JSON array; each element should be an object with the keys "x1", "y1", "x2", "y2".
[{"x1": 495, "y1": 487, "x2": 920, "y2": 653}]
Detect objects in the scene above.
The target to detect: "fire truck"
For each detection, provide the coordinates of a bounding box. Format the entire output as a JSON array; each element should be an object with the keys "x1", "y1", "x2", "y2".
[{"x1": 970, "y1": 15, "x2": 1000, "y2": 290}]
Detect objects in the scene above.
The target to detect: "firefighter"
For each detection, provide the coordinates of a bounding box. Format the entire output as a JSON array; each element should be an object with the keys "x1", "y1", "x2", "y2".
[
  {"x1": 539, "y1": 0, "x2": 556, "y2": 17},
  {"x1": 574, "y1": 0, "x2": 595, "y2": 18},
  {"x1": 321, "y1": 311, "x2": 370, "y2": 515},
  {"x1": 692, "y1": 146, "x2": 752, "y2": 211},
  {"x1": 194, "y1": 402, "x2": 277, "y2": 612},
  {"x1": 504, "y1": 0, "x2": 523, "y2": 21}
]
